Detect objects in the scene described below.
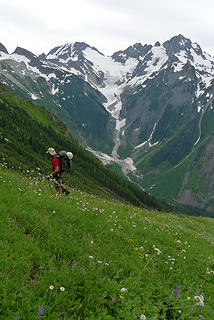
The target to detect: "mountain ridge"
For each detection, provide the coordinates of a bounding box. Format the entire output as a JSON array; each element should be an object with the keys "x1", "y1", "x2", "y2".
[{"x1": 1, "y1": 34, "x2": 214, "y2": 215}]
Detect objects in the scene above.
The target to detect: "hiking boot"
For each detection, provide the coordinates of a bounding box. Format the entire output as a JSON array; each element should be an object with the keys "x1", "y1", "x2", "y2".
[{"x1": 62, "y1": 187, "x2": 70, "y2": 196}]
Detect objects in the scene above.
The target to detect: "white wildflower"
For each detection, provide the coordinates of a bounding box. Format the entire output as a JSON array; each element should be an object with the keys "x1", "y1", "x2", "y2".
[
  {"x1": 140, "y1": 315, "x2": 146, "y2": 320},
  {"x1": 60, "y1": 286, "x2": 65, "y2": 291},
  {"x1": 194, "y1": 295, "x2": 204, "y2": 307},
  {"x1": 120, "y1": 287, "x2": 128, "y2": 293},
  {"x1": 153, "y1": 246, "x2": 161, "y2": 255},
  {"x1": 49, "y1": 285, "x2": 54, "y2": 290},
  {"x1": 89, "y1": 255, "x2": 94, "y2": 259}
]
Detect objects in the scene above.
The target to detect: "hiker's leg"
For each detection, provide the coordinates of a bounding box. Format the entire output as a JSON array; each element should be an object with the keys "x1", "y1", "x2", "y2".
[
  {"x1": 53, "y1": 173, "x2": 69, "y2": 196},
  {"x1": 52, "y1": 174, "x2": 63, "y2": 195},
  {"x1": 61, "y1": 181, "x2": 70, "y2": 195},
  {"x1": 59, "y1": 173, "x2": 70, "y2": 195}
]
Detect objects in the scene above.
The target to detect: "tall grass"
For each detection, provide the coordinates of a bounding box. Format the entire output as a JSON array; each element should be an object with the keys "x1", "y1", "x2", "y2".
[{"x1": 0, "y1": 167, "x2": 213, "y2": 319}]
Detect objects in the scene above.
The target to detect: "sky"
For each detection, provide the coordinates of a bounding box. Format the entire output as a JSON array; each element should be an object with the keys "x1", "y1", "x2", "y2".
[{"x1": 0, "y1": 0, "x2": 214, "y2": 57}]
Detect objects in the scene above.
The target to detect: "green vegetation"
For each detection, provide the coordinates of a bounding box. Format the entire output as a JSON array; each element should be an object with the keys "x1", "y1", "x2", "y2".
[
  {"x1": 0, "y1": 71, "x2": 113, "y2": 154},
  {"x1": 56, "y1": 76, "x2": 113, "y2": 153},
  {"x1": 0, "y1": 167, "x2": 214, "y2": 319},
  {"x1": 186, "y1": 166, "x2": 205, "y2": 194},
  {"x1": 138, "y1": 160, "x2": 188, "y2": 202},
  {"x1": 0, "y1": 82, "x2": 171, "y2": 212},
  {"x1": 150, "y1": 118, "x2": 198, "y2": 168},
  {"x1": 0, "y1": 81, "x2": 213, "y2": 319}
]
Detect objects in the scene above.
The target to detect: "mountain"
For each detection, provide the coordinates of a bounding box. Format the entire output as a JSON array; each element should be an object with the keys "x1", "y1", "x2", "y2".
[
  {"x1": 0, "y1": 35, "x2": 214, "y2": 215},
  {"x1": 0, "y1": 82, "x2": 170, "y2": 212}
]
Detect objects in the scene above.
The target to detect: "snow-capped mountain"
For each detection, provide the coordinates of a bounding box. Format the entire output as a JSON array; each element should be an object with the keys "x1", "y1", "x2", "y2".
[{"x1": 1, "y1": 34, "x2": 214, "y2": 215}]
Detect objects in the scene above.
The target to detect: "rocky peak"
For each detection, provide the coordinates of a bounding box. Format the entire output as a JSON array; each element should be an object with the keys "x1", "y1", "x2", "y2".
[
  {"x1": 73, "y1": 42, "x2": 104, "y2": 56},
  {"x1": 112, "y1": 43, "x2": 152, "y2": 64},
  {"x1": 12, "y1": 47, "x2": 37, "y2": 61},
  {"x1": 46, "y1": 43, "x2": 74, "y2": 60},
  {"x1": 72, "y1": 42, "x2": 91, "y2": 52},
  {"x1": 162, "y1": 34, "x2": 212, "y2": 68},
  {"x1": 46, "y1": 42, "x2": 102, "y2": 61},
  {"x1": 38, "y1": 53, "x2": 46, "y2": 60},
  {"x1": 163, "y1": 34, "x2": 193, "y2": 56},
  {"x1": 0, "y1": 43, "x2": 8, "y2": 54}
]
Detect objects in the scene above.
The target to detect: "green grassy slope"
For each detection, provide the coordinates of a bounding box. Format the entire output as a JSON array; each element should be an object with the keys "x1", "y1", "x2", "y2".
[{"x1": 0, "y1": 167, "x2": 213, "y2": 319}]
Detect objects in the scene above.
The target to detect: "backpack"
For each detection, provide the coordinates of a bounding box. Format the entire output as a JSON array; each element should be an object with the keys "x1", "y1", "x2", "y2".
[{"x1": 59, "y1": 151, "x2": 71, "y2": 172}]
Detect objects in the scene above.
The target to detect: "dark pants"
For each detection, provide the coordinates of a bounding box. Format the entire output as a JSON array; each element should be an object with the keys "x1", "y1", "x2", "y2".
[
  {"x1": 52, "y1": 172, "x2": 68, "y2": 194},
  {"x1": 52, "y1": 172, "x2": 63, "y2": 190}
]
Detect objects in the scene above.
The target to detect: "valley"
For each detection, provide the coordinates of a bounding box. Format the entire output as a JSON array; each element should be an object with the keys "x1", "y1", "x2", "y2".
[{"x1": 1, "y1": 35, "x2": 214, "y2": 215}]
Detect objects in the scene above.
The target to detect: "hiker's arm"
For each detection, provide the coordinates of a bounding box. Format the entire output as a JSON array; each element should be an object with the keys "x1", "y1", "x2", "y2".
[{"x1": 50, "y1": 166, "x2": 60, "y2": 176}]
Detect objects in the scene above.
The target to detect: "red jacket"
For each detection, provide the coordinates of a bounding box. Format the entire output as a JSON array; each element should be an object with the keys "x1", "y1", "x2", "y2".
[{"x1": 51, "y1": 155, "x2": 60, "y2": 171}]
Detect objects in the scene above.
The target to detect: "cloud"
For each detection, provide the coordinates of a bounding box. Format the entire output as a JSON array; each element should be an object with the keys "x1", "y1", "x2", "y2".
[
  {"x1": 80, "y1": 0, "x2": 214, "y2": 54},
  {"x1": 0, "y1": 2, "x2": 46, "y2": 31},
  {"x1": 0, "y1": 0, "x2": 214, "y2": 56}
]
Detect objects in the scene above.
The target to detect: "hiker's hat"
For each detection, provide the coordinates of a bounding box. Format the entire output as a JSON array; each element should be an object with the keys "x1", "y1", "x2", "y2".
[
  {"x1": 67, "y1": 152, "x2": 73, "y2": 160},
  {"x1": 46, "y1": 147, "x2": 56, "y2": 155}
]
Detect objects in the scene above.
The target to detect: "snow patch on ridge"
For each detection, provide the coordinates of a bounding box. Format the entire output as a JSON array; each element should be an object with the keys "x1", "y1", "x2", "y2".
[
  {"x1": 135, "y1": 122, "x2": 159, "y2": 149},
  {"x1": 9, "y1": 53, "x2": 30, "y2": 64},
  {"x1": 46, "y1": 43, "x2": 76, "y2": 60},
  {"x1": 144, "y1": 46, "x2": 168, "y2": 73},
  {"x1": 83, "y1": 47, "x2": 138, "y2": 118},
  {"x1": 174, "y1": 48, "x2": 214, "y2": 97},
  {"x1": 130, "y1": 45, "x2": 168, "y2": 87},
  {"x1": 51, "y1": 85, "x2": 59, "y2": 95},
  {"x1": 31, "y1": 94, "x2": 38, "y2": 100}
]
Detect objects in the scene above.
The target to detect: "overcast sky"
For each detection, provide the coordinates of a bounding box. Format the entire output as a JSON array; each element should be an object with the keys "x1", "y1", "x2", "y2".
[{"x1": 0, "y1": 0, "x2": 214, "y2": 57}]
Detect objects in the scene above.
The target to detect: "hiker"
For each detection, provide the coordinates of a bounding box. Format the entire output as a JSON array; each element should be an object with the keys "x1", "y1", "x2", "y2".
[{"x1": 46, "y1": 147, "x2": 70, "y2": 195}]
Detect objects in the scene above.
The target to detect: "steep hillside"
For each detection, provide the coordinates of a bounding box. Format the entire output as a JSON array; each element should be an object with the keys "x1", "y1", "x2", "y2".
[
  {"x1": 125, "y1": 74, "x2": 214, "y2": 217},
  {"x1": 0, "y1": 44, "x2": 113, "y2": 152},
  {"x1": 0, "y1": 83, "x2": 170, "y2": 212},
  {"x1": 0, "y1": 168, "x2": 214, "y2": 319}
]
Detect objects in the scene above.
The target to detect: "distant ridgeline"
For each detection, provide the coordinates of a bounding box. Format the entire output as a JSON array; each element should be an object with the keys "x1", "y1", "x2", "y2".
[{"x1": 0, "y1": 83, "x2": 171, "y2": 212}]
